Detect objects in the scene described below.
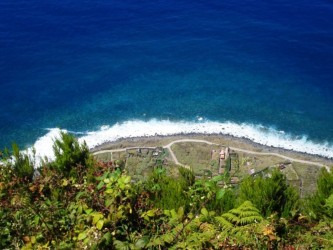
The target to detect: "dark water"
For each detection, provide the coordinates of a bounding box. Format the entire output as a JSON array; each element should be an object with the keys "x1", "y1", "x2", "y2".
[{"x1": 0, "y1": 0, "x2": 333, "y2": 154}]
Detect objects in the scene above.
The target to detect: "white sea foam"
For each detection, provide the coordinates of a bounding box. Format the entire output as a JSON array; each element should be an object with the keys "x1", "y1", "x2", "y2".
[
  {"x1": 29, "y1": 119, "x2": 333, "y2": 165},
  {"x1": 81, "y1": 119, "x2": 333, "y2": 158},
  {"x1": 26, "y1": 128, "x2": 66, "y2": 166}
]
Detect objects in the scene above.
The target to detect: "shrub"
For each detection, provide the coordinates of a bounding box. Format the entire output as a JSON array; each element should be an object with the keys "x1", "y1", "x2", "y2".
[
  {"x1": 145, "y1": 167, "x2": 189, "y2": 210},
  {"x1": 178, "y1": 167, "x2": 195, "y2": 187},
  {"x1": 238, "y1": 169, "x2": 299, "y2": 217},
  {"x1": 52, "y1": 132, "x2": 92, "y2": 177},
  {"x1": 306, "y1": 168, "x2": 333, "y2": 220},
  {"x1": 12, "y1": 144, "x2": 35, "y2": 182}
]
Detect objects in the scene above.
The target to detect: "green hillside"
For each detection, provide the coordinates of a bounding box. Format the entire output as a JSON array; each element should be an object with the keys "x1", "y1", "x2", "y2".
[{"x1": 1, "y1": 133, "x2": 333, "y2": 249}]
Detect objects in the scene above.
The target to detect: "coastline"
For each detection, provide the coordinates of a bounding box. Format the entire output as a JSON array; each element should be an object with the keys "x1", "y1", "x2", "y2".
[
  {"x1": 29, "y1": 121, "x2": 333, "y2": 167},
  {"x1": 90, "y1": 133, "x2": 333, "y2": 167},
  {"x1": 79, "y1": 120, "x2": 333, "y2": 159}
]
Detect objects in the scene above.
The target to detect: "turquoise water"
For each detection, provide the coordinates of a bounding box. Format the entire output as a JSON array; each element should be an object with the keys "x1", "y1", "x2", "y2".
[{"x1": 0, "y1": 0, "x2": 333, "y2": 157}]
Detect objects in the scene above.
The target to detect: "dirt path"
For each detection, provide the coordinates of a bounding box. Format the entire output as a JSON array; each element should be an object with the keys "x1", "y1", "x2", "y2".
[
  {"x1": 93, "y1": 147, "x2": 156, "y2": 155},
  {"x1": 228, "y1": 146, "x2": 326, "y2": 167},
  {"x1": 165, "y1": 139, "x2": 328, "y2": 168},
  {"x1": 94, "y1": 144, "x2": 189, "y2": 168},
  {"x1": 94, "y1": 138, "x2": 329, "y2": 170},
  {"x1": 163, "y1": 142, "x2": 190, "y2": 169}
]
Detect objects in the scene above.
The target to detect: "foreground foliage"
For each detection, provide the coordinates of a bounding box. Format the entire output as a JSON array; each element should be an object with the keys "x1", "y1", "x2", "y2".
[{"x1": 0, "y1": 134, "x2": 333, "y2": 249}]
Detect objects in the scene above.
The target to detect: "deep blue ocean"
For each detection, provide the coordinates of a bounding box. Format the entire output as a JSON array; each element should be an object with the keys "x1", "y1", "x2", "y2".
[{"x1": 1, "y1": 0, "x2": 333, "y2": 157}]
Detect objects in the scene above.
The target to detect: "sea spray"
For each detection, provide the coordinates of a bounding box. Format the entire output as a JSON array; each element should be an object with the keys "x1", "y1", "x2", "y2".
[{"x1": 29, "y1": 119, "x2": 333, "y2": 164}]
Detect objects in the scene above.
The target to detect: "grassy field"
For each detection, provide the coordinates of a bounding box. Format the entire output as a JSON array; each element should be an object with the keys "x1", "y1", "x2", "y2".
[
  {"x1": 94, "y1": 148, "x2": 180, "y2": 181},
  {"x1": 292, "y1": 163, "x2": 322, "y2": 197},
  {"x1": 171, "y1": 142, "x2": 220, "y2": 175},
  {"x1": 92, "y1": 135, "x2": 332, "y2": 196}
]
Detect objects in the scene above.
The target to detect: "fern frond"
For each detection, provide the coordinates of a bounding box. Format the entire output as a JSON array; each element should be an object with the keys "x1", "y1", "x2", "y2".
[
  {"x1": 222, "y1": 212, "x2": 240, "y2": 224},
  {"x1": 239, "y1": 201, "x2": 260, "y2": 211},
  {"x1": 239, "y1": 215, "x2": 263, "y2": 225},
  {"x1": 227, "y1": 208, "x2": 241, "y2": 216},
  {"x1": 179, "y1": 230, "x2": 216, "y2": 250},
  {"x1": 238, "y1": 211, "x2": 262, "y2": 218},
  {"x1": 215, "y1": 216, "x2": 233, "y2": 230},
  {"x1": 221, "y1": 201, "x2": 263, "y2": 227}
]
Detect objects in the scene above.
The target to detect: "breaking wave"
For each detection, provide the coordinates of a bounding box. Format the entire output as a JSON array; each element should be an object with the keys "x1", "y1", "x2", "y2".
[{"x1": 29, "y1": 119, "x2": 333, "y2": 164}]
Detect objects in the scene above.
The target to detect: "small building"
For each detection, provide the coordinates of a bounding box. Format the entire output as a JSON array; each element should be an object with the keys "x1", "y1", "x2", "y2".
[
  {"x1": 218, "y1": 147, "x2": 232, "y2": 174},
  {"x1": 219, "y1": 147, "x2": 230, "y2": 160},
  {"x1": 152, "y1": 147, "x2": 164, "y2": 157},
  {"x1": 279, "y1": 164, "x2": 286, "y2": 170},
  {"x1": 219, "y1": 150, "x2": 225, "y2": 160}
]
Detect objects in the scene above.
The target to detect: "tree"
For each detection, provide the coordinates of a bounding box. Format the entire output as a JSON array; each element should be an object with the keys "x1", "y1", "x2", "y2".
[
  {"x1": 12, "y1": 143, "x2": 35, "y2": 181},
  {"x1": 145, "y1": 167, "x2": 189, "y2": 210},
  {"x1": 178, "y1": 167, "x2": 195, "y2": 187},
  {"x1": 306, "y1": 168, "x2": 333, "y2": 220},
  {"x1": 238, "y1": 169, "x2": 299, "y2": 217},
  {"x1": 52, "y1": 132, "x2": 92, "y2": 177}
]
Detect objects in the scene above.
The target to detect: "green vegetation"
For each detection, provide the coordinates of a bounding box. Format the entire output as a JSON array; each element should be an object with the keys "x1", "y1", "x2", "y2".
[
  {"x1": 171, "y1": 142, "x2": 219, "y2": 175},
  {"x1": 52, "y1": 132, "x2": 93, "y2": 177},
  {"x1": 12, "y1": 144, "x2": 35, "y2": 182},
  {"x1": 238, "y1": 169, "x2": 299, "y2": 217},
  {"x1": 306, "y1": 168, "x2": 333, "y2": 220},
  {"x1": 293, "y1": 163, "x2": 322, "y2": 196},
  {"x1": 0, "y1": 134, "x2": 333, "y2": 249}
]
